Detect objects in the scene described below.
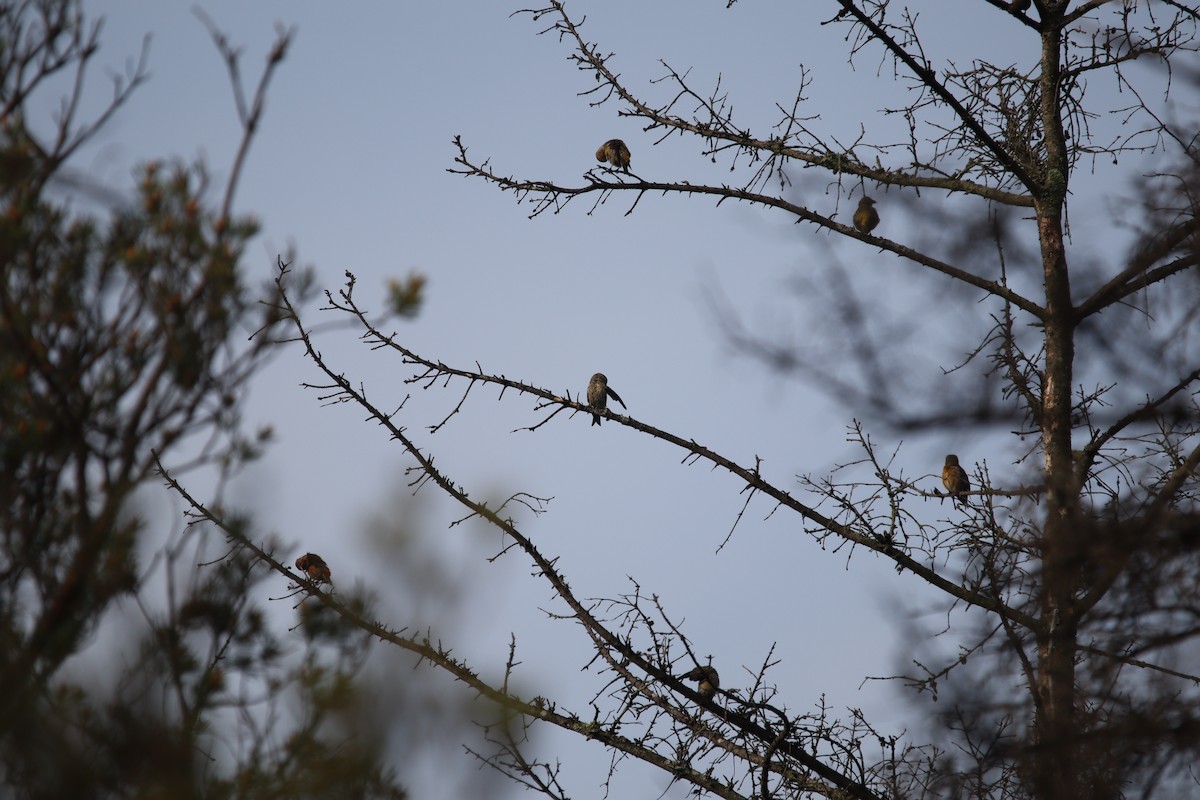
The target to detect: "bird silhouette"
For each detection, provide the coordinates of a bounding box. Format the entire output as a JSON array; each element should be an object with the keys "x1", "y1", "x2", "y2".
[
  {"x1": 941, "y1": 454, "x2": 971, "y2": 506},
  {"x1": 295, "y1": 552, "x2": 332, "y2": 584},
  {"x1": 587, "y1": 372, "x2": 626, "y2": 426},
  {"x1": 853, "y1": 196, "x2": 880, "y2": 234},
  {"x1": 681, "y1": 665, "x2": 720, "y2": 700},
  {"x1": 595, "y1": 138, "x2": 631, "y2": 171}
]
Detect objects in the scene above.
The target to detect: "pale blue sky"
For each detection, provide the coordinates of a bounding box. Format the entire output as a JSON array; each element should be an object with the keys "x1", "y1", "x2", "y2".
[{"x1": 44, "y1": 2, "x2": 1152, "y2": 796}]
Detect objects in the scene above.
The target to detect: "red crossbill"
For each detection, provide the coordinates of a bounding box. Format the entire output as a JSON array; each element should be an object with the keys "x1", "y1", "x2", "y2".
[
  {"x1": 853, "y1": 196, "x2": 880, "y2": 234},
  {"x1": 681, "y1": 665, "x2": 720, "y2": 700},
  {"x1": 941, "y1": 454, "x2": 971, "y2": 506},
  {"x1": 587, "y1": 372, "x2": 626, "y2": 426},
  {"x1": 295, "y1": 552, "x2": 332, "y2": 584},
  {"x1": 595, "y1": 138, "x2": 631, "y2": 171}
]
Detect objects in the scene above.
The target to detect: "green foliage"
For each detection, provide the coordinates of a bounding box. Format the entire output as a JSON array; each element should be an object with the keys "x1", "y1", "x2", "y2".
[{"x1": 386, "y1": 271, "x2": 427, "y2": 319}]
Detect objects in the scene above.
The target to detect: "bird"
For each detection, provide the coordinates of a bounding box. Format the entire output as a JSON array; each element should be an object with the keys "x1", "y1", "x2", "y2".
[
  {"x1": 586, "y1": 372, "x2": 626, "y2": 426},
  {"x1": 595, "y1": 138, "x2": 631, "y2": 171},
  {"x1": 681, "y1": 665, "x2": 720, "y2": 700},
  {"x1": 941, "y1": 454, "x2": 971, "y2": 506},
  {"x1": 853, "y1": 196, "x2": 880, "y2": 234},
  {"x1": 1008, "y1": 0, "x2": 1032, "y2": 13},
  {"x1": 295, "y1": 552, "x2": 332, "y2": 584}
]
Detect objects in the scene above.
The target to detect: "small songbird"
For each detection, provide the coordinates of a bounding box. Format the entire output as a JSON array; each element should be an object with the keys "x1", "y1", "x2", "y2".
[
  {"x1": 853, "y1": 196, "x2": 880, "y2": 234},
  {"x1": 681, "y1": 665, "x2": 720, "y2": 700},
  {"x1": 586, "y1": 372, "x2": 626, "y2": 426},
  {"x1": 295, "y1": 552, "x2": 332, "y2": 584},
  {"x1": 941, "y1": 454, "x2": 971, "y2": 506},
  {"x1": 595, "y1": 138, "x2": 631, "y2": 171}
]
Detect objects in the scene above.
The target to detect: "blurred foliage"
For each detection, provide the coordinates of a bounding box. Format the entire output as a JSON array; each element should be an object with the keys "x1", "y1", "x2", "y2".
[
  {"x1": 386, "y1": 272, "x2": 427, "y2": 320},
  {"x1": 0, "y1": 2, "x2": 410, "y2": 797}
]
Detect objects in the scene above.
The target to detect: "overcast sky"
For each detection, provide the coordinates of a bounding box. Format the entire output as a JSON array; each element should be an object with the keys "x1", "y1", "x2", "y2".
[{"x1": 42, "y1": 2, "x2": 1151, "y2": 796}]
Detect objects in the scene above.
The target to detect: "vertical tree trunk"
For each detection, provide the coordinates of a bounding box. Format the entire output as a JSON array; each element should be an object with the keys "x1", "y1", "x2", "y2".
[
  {"x1": 1037, "y1": 206, "x2": 1081, "y2": 798},
  {"x1": 1035, "y1": 8, "x2": 1080, "y2": 792}
]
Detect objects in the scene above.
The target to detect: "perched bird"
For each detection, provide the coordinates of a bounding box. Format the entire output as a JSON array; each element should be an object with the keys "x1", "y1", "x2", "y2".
[
  {"x1": 586, "y1": 372, "x2": 626, "y2": 426},
  {"x1": 941, "y1": 454, "x2": 971, "y2": 506},
  {"x1": 295, "y1": 552, "x2": 332, "y2": 584},
  {"x1": 1008, "y1": 0, "x2": 1032, "y2": 13},
  {"x1": 681, "y1": 665, "x2": 720, "y2": 700},
  {"x1": 595, "y1": 138, "x2": 631, "y2": 171},
  {"x1": 853, "y1": 196, "x2": 880, "y2": 234}
]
